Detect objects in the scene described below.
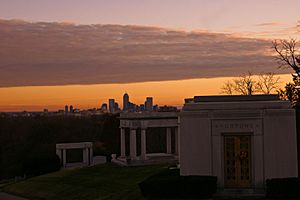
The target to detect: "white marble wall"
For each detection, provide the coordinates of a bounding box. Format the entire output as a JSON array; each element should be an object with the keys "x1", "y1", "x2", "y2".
[{"x1": 180, "y1": 104, "x2": 298, "y2": 189}]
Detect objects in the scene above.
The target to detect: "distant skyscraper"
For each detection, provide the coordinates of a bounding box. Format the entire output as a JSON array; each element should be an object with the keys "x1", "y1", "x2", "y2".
[
  {"x1": 101, "y1": 103, "x2": 108, "y2": 112},
  {"x1": 145, "y1": 97, "x2": 153, "y2": 111},
  {"x1": 114, "y1": 102, "x2": 119, "y2": 111},
  {"x1": 140, "y1": 104, "x2": 145, "y2": 111},
  {"x1": 123, "y1": 93, "x2": 129, "y2": 111},
  {"x1": 109, "y1": 99, "x2": 115, "y2": 113},
  {"x1": 70, "y1": 105, "x2": 73, "y2": 113},
  {"x1": 65, "y1": 105, "x2": 68, "y2": 114},
  {"x1": 128, "y1": 102, "x2": 137, "y2": 112}
]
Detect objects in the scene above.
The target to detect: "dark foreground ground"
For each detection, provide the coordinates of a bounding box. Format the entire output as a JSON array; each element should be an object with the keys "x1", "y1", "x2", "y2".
[
  {"x1": 0, "y1": 192, "x2": 28, "y2": 200},
  {"x1": 1, "y1": 163, "x2": 168, "y2": 200},
  {"x1": 1, "y1": 163, "x2": 282, "y2": 200}
]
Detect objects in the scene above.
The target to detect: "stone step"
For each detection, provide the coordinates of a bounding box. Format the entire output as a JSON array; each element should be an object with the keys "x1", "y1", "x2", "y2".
[{"x1": 213, "y1": 189, "x2": 266, "y2": 200}]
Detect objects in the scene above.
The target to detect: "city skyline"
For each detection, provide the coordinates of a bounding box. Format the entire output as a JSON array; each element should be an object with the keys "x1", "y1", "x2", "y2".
[{"x1": 0, "y1": 74, "x2": 292, "y2": 112}]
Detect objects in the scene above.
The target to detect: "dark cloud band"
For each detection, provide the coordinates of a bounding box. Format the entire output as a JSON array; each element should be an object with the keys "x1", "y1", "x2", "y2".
[{"x1": 0, "y1": 19, "x2": 289, "y2": 87}]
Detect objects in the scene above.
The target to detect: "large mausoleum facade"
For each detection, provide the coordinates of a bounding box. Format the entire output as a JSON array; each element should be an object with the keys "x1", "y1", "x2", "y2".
[
  {"x1": 180, "y1": 95, "x2": 298, "y2": 189},
  {"x1": 114, "y1": 94, "x2": 298, "y2": 189}
]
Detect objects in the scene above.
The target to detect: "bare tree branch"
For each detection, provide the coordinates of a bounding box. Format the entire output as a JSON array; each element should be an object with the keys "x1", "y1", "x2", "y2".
[
  {"x1": 273, "y1": 39, "x2": 300, "y2": 76},
  {"x1": 221, "y1": 80, "x2": 235, "y2": 95},
  {"x1": 272, "y1": 25, "x2": 300, "y2": 106},
  {"x1": 220, "y1": 72, "x2": 280, "y2": 95},
  {"x1": 233, "y1": 72, "x2": 256, "y2": 95},
  {"x1": 255, "y1": 73, "x2": 280, "y2": 94}
]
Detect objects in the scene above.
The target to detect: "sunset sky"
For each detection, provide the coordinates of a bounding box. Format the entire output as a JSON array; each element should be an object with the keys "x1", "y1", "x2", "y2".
[{"x1": 0, "y1": 0, "x2": 299, "y2": 111}]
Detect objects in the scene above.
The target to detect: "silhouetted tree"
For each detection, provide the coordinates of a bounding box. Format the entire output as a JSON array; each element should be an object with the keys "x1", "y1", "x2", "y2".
[
  {"x1": 255, "y1": 73, "x2": 281, "y2": 94},
  {"x1": 273, "y1": 38, "x2": 300, "y2": 106},
  {"x1": 221, "y1": 72, "x2": 255, "y2": 95},
  {"x1": 221, "y1": 80, "x2": 235, "y2": 95},
  {"x1": 273, "y1": 39, "x2": 300, "y2": 76},
  {"x1": 278, "y1": 75, "x2": 300, "y2": 107},
  {"x1": 221, "y1": 72, "x2": 280, "y2": 95}
]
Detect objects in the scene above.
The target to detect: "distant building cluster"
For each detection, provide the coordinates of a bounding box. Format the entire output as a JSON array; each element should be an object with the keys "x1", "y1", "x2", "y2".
[
  {"x1": 106, "y1": 93, "x2": 177, "y2": 113},
  {"x1": 120, "y1": 93, "x2": 155, "y2": 112},
  {"x1": 59, "y1": 92, "x2": 178, "y2": 115},
  {"x1": 1, "y1": 92, "x2": 178, "y2": 117},
  {"x1": 59, "y1": 105, "x2": 80, "y2": 115}
]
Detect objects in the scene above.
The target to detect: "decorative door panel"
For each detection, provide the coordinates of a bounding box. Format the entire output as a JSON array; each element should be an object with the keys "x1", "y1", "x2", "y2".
[{"x1": 224, "y1": 135, "x2": 251, "y2": 188}]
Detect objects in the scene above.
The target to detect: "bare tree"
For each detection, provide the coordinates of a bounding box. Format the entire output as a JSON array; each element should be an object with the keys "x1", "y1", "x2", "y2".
[
  {"x1": 221, "y1": 72, "x2": 280, "y2": 95},
  {"x1": 221, "y1": 80, "x2": 235, "y2": 95},
  {"x1": 233, "y1": 72, "x2": 256, "y2": 95},
  {"x1": 273, "y1": 38, "x2": 300, "y2": 106},
  {"x1": 273, "y1": 39, "x2": 300, "y2": 76},
  {"x1": 255, "y1": 73, "x2": 280, "y2": 94}
]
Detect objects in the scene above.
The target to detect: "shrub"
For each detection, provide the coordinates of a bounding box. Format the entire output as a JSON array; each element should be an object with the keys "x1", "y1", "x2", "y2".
[
  {"x1": 139, "y1": 168, "x2": 217, "y2": 199},
  {"x1": 266, "y1": 177, "x2": 300, "y2": 199},
  {"x1": 23, "y1": 153, "x2": 61, "y2": 176}
]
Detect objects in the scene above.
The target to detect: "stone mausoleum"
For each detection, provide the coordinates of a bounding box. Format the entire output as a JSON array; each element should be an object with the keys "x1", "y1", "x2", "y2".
[
  {"x1": 180, "y1": 95, "x2": 298, "y2": 189},
  {"x1": 114, "y1": 94, "x2": 298, "y2": 189}
]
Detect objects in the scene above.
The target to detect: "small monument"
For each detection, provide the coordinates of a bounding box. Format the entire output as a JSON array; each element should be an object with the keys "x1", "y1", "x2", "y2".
[{"x1": 56, "y1": 142, "x2": 94, "y2": 168}]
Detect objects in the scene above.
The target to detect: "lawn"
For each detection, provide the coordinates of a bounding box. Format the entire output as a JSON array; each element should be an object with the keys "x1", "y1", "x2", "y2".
[{"x1": 2, "y1": 163, "x2": 169, "y2": 200}]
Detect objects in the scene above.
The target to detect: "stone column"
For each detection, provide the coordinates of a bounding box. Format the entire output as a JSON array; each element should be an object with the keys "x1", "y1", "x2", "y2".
[
  {"x1": 140, "y1": 128, "x2": 147, "y2": 160},
  {"x1": 130, "y1": 128, "x2": 137, "y2": 160},
  {"x1": 83, "y1": 148, "x2": 87, "y2": 165},
  {"x1": 62, "y1": 149, "x2": 67, "y2": 168},
  {"x1": 89, "y1": 147, "x2": 93, "y2": 165},
  {"x1": 120, "y1": 128, "x2": 126, "y2": 158},
  {"x1": 174, "y1": 127, "x2": 178, "y2": 155},
  {"x1": 56, "y1": 149, "x2": 62, "y2": 161},
  {"x1": 56, "y1": 149, "x2": 62, "y2": 167},
  {"x1": 85, "y1": 148, "x2": 90, "y2": 165},
  {"x1": 166, "y1": 127, "x2": 172, "y2": 154}
]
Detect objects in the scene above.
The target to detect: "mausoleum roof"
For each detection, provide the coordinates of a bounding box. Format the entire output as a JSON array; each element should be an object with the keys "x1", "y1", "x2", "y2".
[
  {"x1": 183, "y1": 95, "x2": 291, "y2": 111},
  {"x1": 186, "y1": 94, "x2": 279, "y2": 103}
]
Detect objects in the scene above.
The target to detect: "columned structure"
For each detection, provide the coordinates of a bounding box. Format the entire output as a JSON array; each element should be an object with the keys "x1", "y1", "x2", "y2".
[
  {"x1": 56, "y1": 142, "x2": 93, "y2": 168},
  {"x1": 166, "y1": 128, "x2": 172, "y2": 154},
  {"x1": 174, "y1": 127, "x2": 179, "y2": 155},
  {"x1": 141, "y1": 128, "x2": 147, "y2": 160},
  {"x1": 114, "y1": 112, "x2": 179, "y2": 166},
  {"x1": 130, "y1": 128, "x2": 137, "y2": 160},
  {"x1": 120, "y1": 128, "x2": 126, "y2": 158}
]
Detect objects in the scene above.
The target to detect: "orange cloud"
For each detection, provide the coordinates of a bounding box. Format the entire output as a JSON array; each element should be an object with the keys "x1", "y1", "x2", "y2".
[{"x1": 255, "y1": 22, "x2": 283, "y2": 27}]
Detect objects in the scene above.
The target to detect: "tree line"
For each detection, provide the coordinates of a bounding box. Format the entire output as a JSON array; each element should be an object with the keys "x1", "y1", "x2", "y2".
[
  {"x1": 0, "y1": 114, "x2": 120, "y2": 180},
  {"x1": 0, "y1": 114, "x2": 169, "y2": 180}
]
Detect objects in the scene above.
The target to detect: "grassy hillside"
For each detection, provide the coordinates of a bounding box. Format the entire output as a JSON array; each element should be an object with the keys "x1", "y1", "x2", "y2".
[{"x1": 3, "y1": 163, "x2": 168, "y2": 200}]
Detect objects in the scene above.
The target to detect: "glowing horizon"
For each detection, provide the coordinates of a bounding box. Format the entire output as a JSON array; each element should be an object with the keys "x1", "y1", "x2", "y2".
[{"x1": 0, "y1": 74, "x2": 292, "y2": 112}]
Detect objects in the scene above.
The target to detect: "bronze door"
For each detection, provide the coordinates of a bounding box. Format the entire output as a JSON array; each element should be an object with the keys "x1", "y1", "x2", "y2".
[{"x1": 224, "y1": 135, "x2": 251, "y2": 188}]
